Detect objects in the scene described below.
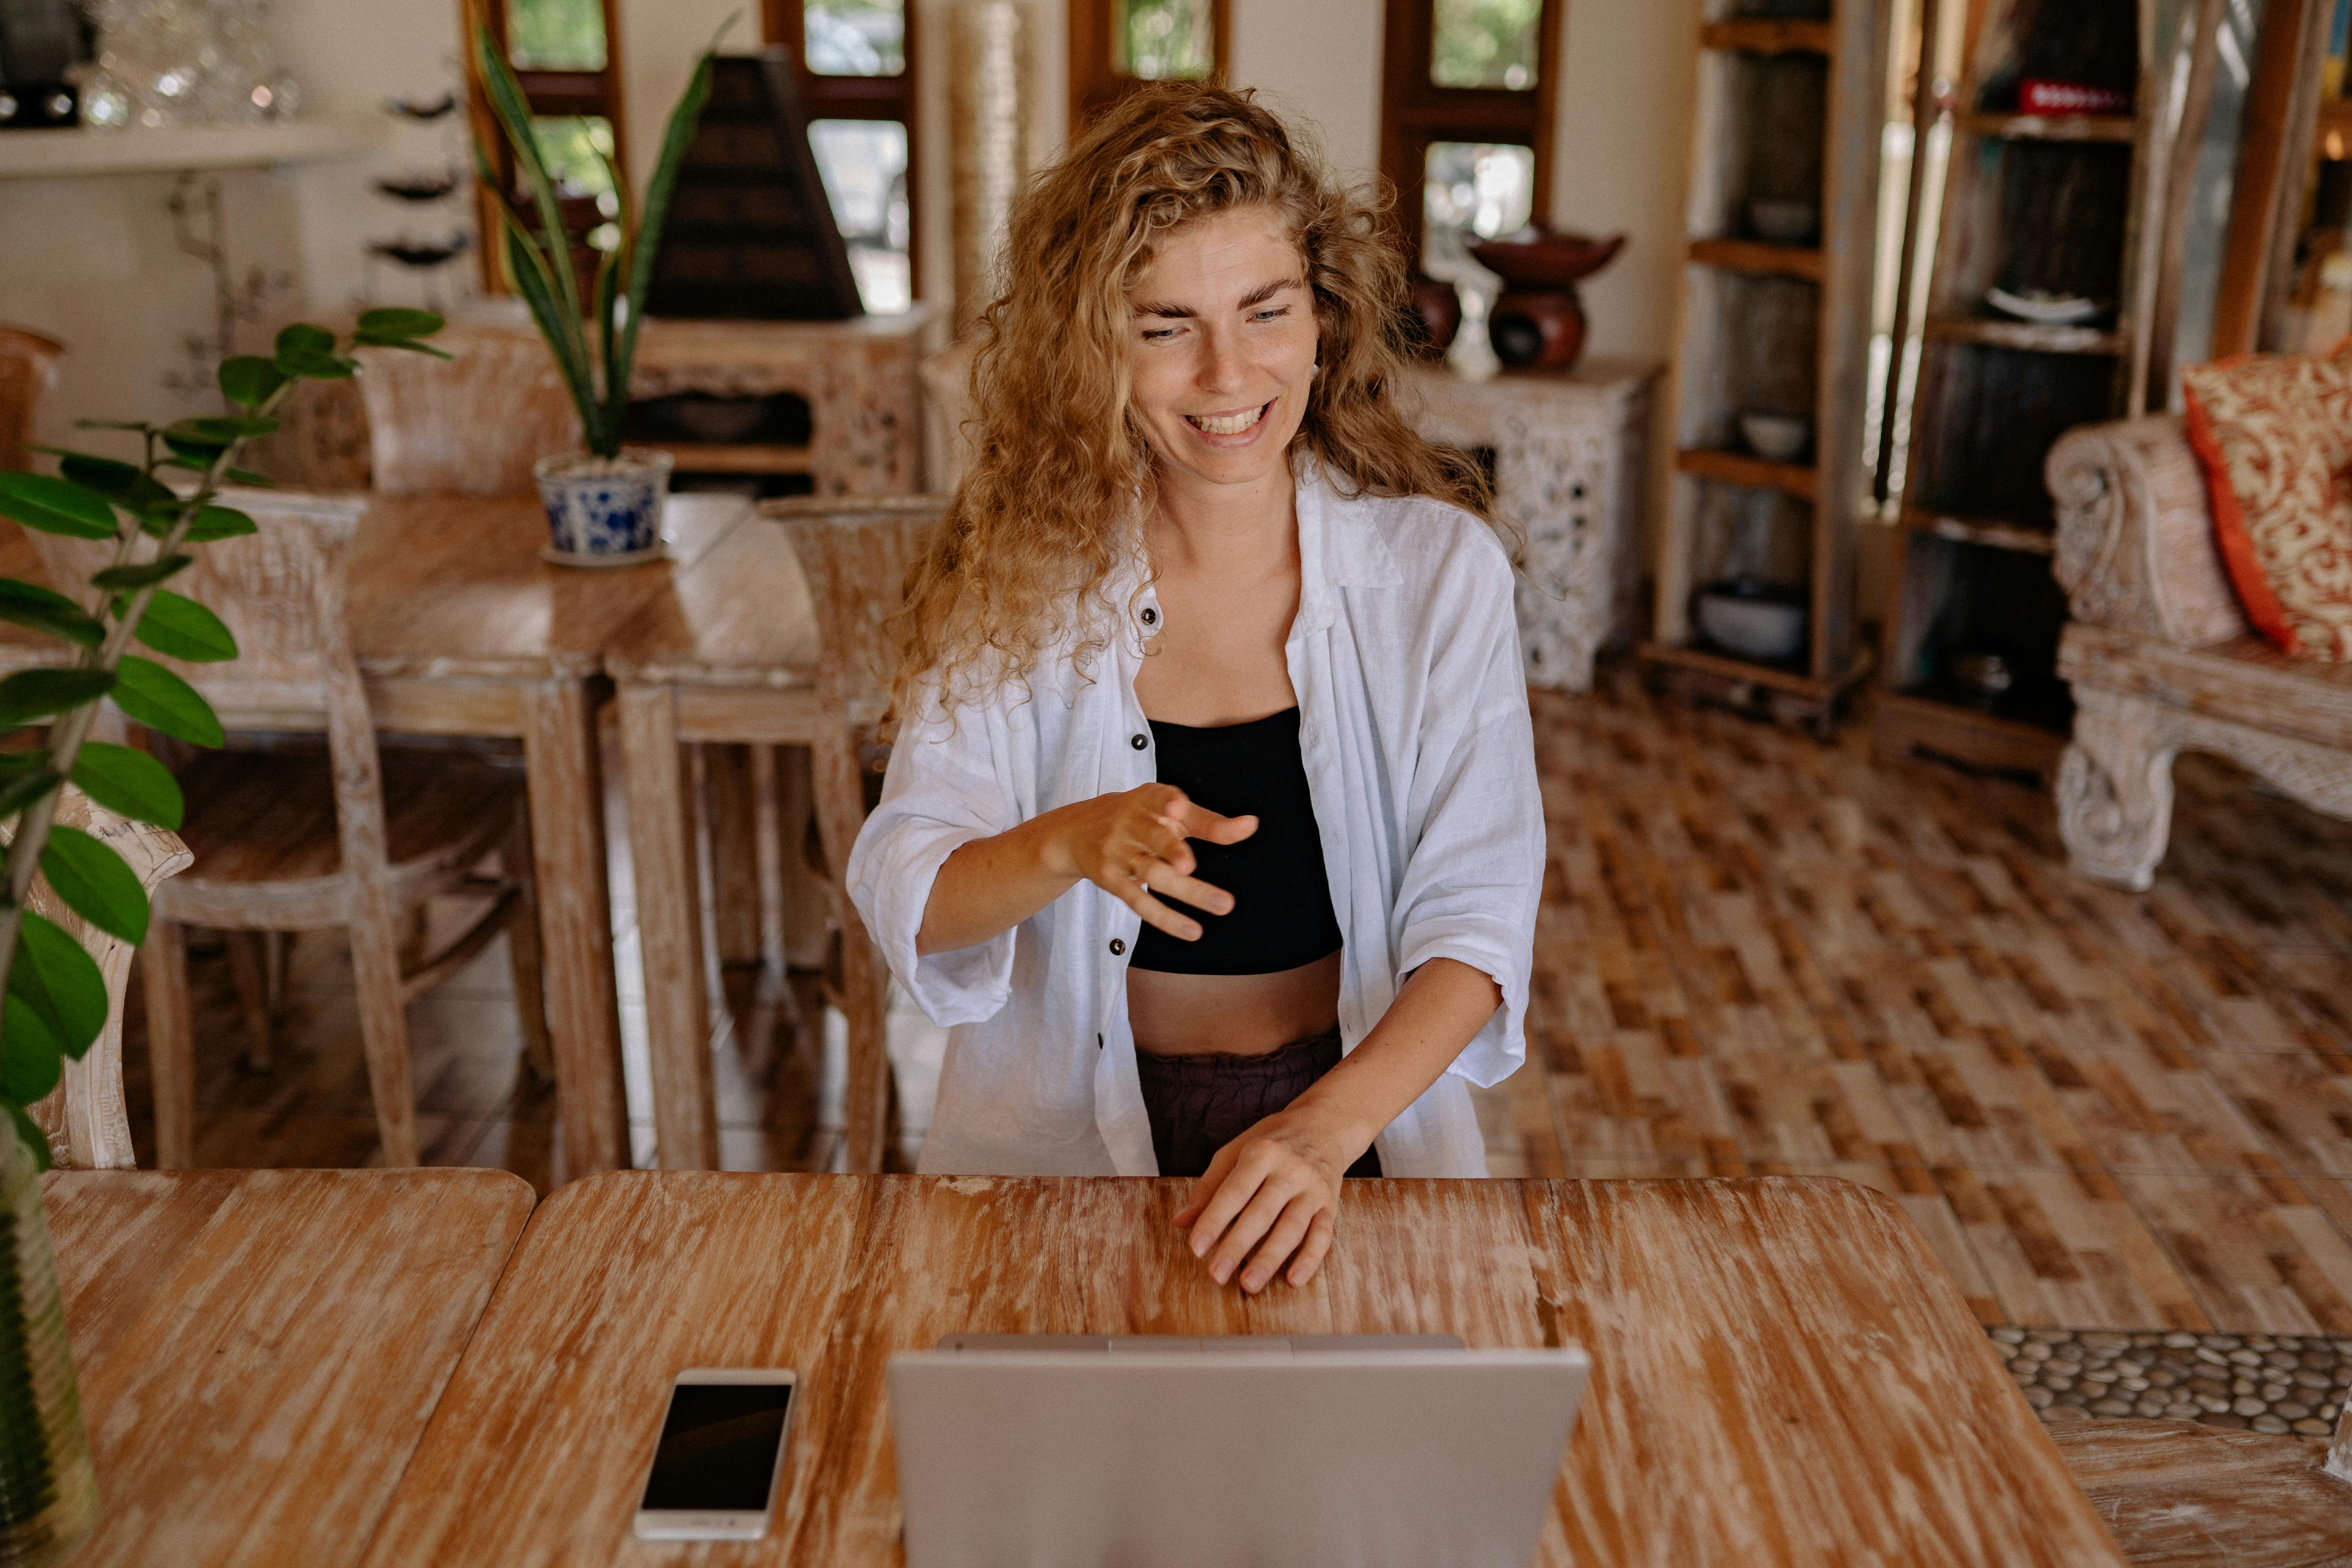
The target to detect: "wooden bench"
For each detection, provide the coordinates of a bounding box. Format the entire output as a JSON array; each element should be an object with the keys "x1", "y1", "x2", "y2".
[{"x1": 2045, "y1": 416, "x2": 2352, "y2": 889}]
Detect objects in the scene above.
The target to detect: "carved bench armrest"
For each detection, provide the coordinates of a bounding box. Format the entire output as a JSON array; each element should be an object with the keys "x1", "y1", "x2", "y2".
[{"x1": 2046, "y1": 415, "x2": 2247, "y2": 648}]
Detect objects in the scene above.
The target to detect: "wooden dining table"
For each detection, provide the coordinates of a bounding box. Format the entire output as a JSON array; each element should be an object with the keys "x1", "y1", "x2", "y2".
[
  {"x1": 0, "y1": 493, "x2": 758, "y2": 1179},
  {"x1": 44, "y1": 1166, "x2": 534, "y2": 1568},
  {"x1": 603, "y1": 515, "x2": 824, "y2": 1172},
  {"x1": 359, "y1": 1172, "x2": 2124, "y2": 1566}
]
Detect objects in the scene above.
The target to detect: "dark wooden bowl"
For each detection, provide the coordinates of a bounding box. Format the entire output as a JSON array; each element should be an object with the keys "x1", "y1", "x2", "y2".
[{"x1": 1468, "y1": 229, "x2": 1627, "y2": 290}]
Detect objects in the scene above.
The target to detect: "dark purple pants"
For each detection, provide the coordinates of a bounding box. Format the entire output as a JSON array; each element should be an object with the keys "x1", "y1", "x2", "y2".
[{"x1": 1136, "y1": 1028, "x2": 1384, "y2": 1179}]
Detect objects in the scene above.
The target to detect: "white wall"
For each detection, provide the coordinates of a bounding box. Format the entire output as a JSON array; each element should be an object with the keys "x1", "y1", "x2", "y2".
[{"x1": 1228, "y1": 0, "x2": 1384, "y2": 185}]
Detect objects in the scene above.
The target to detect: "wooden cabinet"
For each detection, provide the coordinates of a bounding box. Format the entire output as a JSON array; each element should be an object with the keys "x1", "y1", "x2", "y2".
[
  {"x1": 1641, "y1": 0, "x2": 1894, "y2": 736},
  {"x1": 1872, "y1": 0, "x2": 2209, "y2": 775}
]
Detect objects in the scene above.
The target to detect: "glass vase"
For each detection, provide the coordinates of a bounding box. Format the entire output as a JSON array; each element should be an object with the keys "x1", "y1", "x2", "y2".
[{"x1": 0, "y1": 1118, "x2": 95, "y2": 1566}]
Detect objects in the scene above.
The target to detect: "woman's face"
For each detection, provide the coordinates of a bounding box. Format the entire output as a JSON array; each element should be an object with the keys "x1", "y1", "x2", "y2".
[{"x1": 1124, "y1": 205, "x2": 1320, "y2": 499}]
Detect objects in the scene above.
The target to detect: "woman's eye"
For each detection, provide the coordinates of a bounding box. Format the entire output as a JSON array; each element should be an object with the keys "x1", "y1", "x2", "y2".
[
  {"x1": 1251, "y1": 307, "x2": 1289, "y2": 322},
  {"x1": 1141, "y1": 326, "x2": 1180, "y2": 341}
]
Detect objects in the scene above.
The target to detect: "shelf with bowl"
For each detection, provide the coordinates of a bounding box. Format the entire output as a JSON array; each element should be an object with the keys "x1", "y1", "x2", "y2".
[
  {"x1": 1871, "y1": 0, "x2": 2209, "y2": 776},
  {"x1": 1952, "y1": 111, "x2": 2137, "y2": 144},
  {"x1": 1645, "y1": 0, "x2": 1888, "y2": 736},
  {"x1": 1894, "y1": 507, "x2": 2056, "y2": 555}
]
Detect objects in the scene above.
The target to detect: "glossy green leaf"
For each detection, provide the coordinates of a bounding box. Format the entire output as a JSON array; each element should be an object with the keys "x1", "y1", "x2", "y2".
[
  {"x1": 0, "y1": 580, "x2": 101, "y2": 647},
  {"x1": 0, "y1": 668, "x2": 114, "y2": 729},
  {"x1": 275, "y1": 348, "x2": 358, "y2": 381},
  {"x1": 57, "y1": 452, "x2": 172, "y2": 508},
  {"x1": 184, "y1": 505, "x2": 257, "y2": 541},
  {"x1": 127, "y1": 589, "x2": 236, "y2": 662},
  {"x1": 0, "y1": 1096, "x2": 52, "y2": 1172},
  {"x1": 70, "y1": 742, "x2": 180, "y2": 829},
  {"x1": 10, "y1": 911, "x2": 105, "y2": 1061},
  {"x1": 356, "y1": 307, "x2": 445, "y2": 339},
  {"x1": 219, "y1": 355, "x2": 290, "y2": 410},
  {"x1": 351, "y1": 333, "x2": 454, "y2": 360},
  {"x1": 166, "y1": 416, "x2": 278, "y2": 445},
  {"x1": 0, "y1": 473, "x2": 117, "y2": 540},
  {"x1": 0, "y1": 765, "x2": 60, "y2": 822},
  {"x1": 109, "y1": 657, "x2": 221, "y2": 746},
  {"x1": 274, "y1": 324, "x2": 335, "y2": 359},
  {"x1": 40, "y1": 826, "x2": 147, "y2": 946},
  {"x1": 90, "y1": 554, "x2": 191, "y2": 592}
]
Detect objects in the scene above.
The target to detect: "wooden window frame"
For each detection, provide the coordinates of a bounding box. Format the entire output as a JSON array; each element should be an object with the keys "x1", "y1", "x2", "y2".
[
  {"x1": 465, "y1": 0, "x2": 630, "y2": 294},
  {"x1": 1379, "y1": 0, "x2": 1563, "y2": 267},
  {"x1": 764, "y1": 0, "x2": 923, "y2": 301},
  {"x1": 1068, "y1": 0, "x2": 1232, "y2": 131}
]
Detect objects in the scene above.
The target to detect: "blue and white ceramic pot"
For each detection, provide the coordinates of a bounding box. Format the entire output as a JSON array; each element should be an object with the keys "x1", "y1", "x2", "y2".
[{"x1": 533, "y1": 448, "x2": 675, "y2": 562}]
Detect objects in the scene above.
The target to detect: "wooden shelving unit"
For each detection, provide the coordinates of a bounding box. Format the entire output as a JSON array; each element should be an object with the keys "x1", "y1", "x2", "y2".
[
  {"x1": 1641, "y1": 0, "x2": 1893, "y2": 734},
  {"x1": 1872, "y1": 0, "x2": 2193, "y2": 777}
]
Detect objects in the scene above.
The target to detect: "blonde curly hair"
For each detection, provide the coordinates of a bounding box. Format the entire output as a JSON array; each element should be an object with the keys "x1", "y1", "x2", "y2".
[{"x1": 893, "y1": 81, "x2": 1496, "y2": 716}]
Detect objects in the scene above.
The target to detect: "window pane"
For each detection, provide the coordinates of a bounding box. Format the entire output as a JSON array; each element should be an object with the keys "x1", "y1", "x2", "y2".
[
  {"x1": 806, "y1": 0, "x2": 906, "y2": 76},
  {"x1": 1118, "y1": 0, "x2": 1214, "y2": 81},
  {"x1": 808, "y1": 118, "x2": 913, "y2": 312},
  {"x1": 506, "y1": 0, "x2": 607, "y2": 72},
  {"x1": 531, "y1": 116, "x2": 617, "y2": 203},
  {"x1": 1431, "y1": 0, "x2": 1541, "y2": 90},
  {"x1": 1422, "y1": 141, "x2": 1535, "y2": 274}
]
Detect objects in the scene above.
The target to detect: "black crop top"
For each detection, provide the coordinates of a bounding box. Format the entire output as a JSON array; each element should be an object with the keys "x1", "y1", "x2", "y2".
[{"x1": 1127, "y1": 706, "x2": 1345, "y2": 976}]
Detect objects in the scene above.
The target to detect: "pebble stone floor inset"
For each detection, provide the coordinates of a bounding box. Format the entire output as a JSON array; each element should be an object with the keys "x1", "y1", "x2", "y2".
[{"x1": 1992, "y1": 1325, "x2": 2350, "y2": 1436}]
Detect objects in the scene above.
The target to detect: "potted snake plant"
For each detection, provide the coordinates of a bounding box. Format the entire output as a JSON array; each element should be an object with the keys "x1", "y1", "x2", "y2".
[
  {"x1": 0, "y1": 310, "x2": 446, "y2": 1563},
  {"x1": 471, "y1": 24, "x2": 721, "y2": 564}
]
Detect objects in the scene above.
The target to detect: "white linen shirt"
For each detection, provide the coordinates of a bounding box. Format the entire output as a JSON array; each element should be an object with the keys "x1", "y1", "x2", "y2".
[{"x1": 846, "y1": 460, "x2": 1543, "y2": 1178}]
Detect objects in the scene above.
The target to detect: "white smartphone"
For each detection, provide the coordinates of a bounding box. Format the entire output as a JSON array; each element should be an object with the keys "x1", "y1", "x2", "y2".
[{"x1": 631, "y1": 1368, "x2": 798, "y2": 1541}]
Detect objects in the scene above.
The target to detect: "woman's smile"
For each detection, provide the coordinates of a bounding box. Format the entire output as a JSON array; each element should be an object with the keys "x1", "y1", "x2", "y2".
[{"x1": 1184, "y1": 400, "x2": 1276, "y2": 442}]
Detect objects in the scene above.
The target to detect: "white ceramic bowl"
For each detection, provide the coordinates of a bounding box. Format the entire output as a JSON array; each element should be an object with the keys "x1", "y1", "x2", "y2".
[
  {"x1": 1739, "y1": 412, "x2": 1811, "y2": 463},
  {"x1": 1748, "y1": 198, "x2": 1817, "y2": 244},
  {"x1": 1695, "y1": 584, "x2": 1807, "y2": 662}
]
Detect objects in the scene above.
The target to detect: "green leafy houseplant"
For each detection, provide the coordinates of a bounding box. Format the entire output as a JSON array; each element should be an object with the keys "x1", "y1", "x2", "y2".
[
  {"x1": 0, "y1": 309, "x2": 445, "y2": 1563},
  {"x1": 470, "y1": 22, "x2": 721, "y2": 463}
]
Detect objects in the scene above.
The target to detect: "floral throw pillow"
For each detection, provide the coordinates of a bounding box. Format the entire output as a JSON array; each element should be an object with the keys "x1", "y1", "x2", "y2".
[{"x1": 2180, "y1": 336, "x2": 2352, "y2": 661}]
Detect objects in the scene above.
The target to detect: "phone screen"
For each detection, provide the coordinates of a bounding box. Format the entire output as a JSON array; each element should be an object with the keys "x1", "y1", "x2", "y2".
[{"x1": 639, "y1": 1380, "x2": 794, "y2": 1514}]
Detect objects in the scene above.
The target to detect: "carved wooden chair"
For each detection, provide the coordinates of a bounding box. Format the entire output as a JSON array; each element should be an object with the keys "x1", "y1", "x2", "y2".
[
  {"x1": 20, "y1": 791, "x2": 191, "y2": 1169},
  {"x1": 2046, "y1": 417, "x2": 2352, "y2": 889},
  {"x1": 768, "y1": 495, "x2": 944, "y2": 1172},
  {"x1": 34, "y1": 490, "x2": 550, "y2": 1168},
  {"x1": 0, "y1": 325, "x2": 64, "y2": 474},
  {"x1": 353, "y1": 322, "x2": 583, "y2": 495}
]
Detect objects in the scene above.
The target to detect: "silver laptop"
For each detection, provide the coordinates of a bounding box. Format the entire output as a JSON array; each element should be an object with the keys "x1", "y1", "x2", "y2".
[{"x1": 888, "y1": 1334, "x2": 1589, "y2": 1568}]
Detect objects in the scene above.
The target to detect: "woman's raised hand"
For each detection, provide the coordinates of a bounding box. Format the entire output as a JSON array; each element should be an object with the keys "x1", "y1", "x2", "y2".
[{"x1": 1045, "y1": 783, "x2": 1255, "y2": 941}]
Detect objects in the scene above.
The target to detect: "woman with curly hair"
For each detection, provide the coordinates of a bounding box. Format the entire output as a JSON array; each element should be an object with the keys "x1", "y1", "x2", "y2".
[{"x1": 848, "y1": 82, "x2": 1542, "y2": 1294}]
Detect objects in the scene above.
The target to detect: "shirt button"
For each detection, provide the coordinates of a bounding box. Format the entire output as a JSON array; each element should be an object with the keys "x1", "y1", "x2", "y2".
[
  {"x1": 1109, "y1": 938, "x2": 1126, "y2": 956},
  {"x1": 1131, "y1": 733, "x2": 1148, "y2": 750},
  {"x1": 1141, "y1": 606, "x2": 1158, "y2": 625}
]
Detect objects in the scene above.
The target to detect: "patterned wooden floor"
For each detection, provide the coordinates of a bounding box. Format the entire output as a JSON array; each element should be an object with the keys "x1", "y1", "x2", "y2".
[{"x1": 120, "y1": 667, "x2": 2352, "y2": 1334}]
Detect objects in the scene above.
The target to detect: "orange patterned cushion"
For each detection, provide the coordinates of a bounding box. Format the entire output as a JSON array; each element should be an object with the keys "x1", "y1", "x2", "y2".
[{"x1": 2181, "y1": 337, "x2": 2352, "y2": 661}]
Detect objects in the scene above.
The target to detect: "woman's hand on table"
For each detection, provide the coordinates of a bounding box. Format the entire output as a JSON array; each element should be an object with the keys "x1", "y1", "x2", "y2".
[{"x1": 1173, "y1": 1102, "x2": 1370, "y2": 1294}]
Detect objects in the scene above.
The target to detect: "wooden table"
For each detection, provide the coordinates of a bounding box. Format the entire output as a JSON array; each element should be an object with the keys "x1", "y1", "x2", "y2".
[
  {"x1": 45, "y1": 1167, "x2": 534, "y2": 1568},
  {"x1": 603, "y1": 518, "x2": 824, "y2": 1172},
  {"x1": 363, "y1": 1173, "x2": 2123, "y2": 1566},
  {"x1": 1, "y1": 493, "x2": 755, "y2": 1178}
]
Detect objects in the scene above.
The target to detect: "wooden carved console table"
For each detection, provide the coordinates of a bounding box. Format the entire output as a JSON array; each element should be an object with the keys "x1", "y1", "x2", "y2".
[
  {"x1": 631, "y1": 307, "x2": 936, "y2": 494},
  {"x1": 1405, "y1": 358, "x2": 1659, "y2": 692}
]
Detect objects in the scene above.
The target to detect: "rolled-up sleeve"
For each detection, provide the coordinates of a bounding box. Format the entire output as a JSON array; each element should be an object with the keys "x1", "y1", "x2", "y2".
[
  {"x1": 846, "y1": 695, "x2": 1020, "y2": 1025},
  {"x1": 1391, "y1": 550, "x2": 1543, "y2": 1087}
]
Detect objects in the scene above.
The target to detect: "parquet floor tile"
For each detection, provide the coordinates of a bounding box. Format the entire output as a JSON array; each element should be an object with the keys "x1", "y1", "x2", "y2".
[{"x1": 2116, "y1": 1171, "x2": 2352, "y2": 1335}]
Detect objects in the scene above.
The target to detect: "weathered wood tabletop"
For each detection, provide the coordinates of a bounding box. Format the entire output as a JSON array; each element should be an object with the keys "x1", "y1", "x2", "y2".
[
  {"x1": 1, "y1": 494, "x2": 753, "y2": 1178},
  {"x1": 44, "y1": 1167, "x2": 535, "y2": 1568},
  {"x1": 363, "y1": 1173, "x2": 2122, "y2": 1566}
]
